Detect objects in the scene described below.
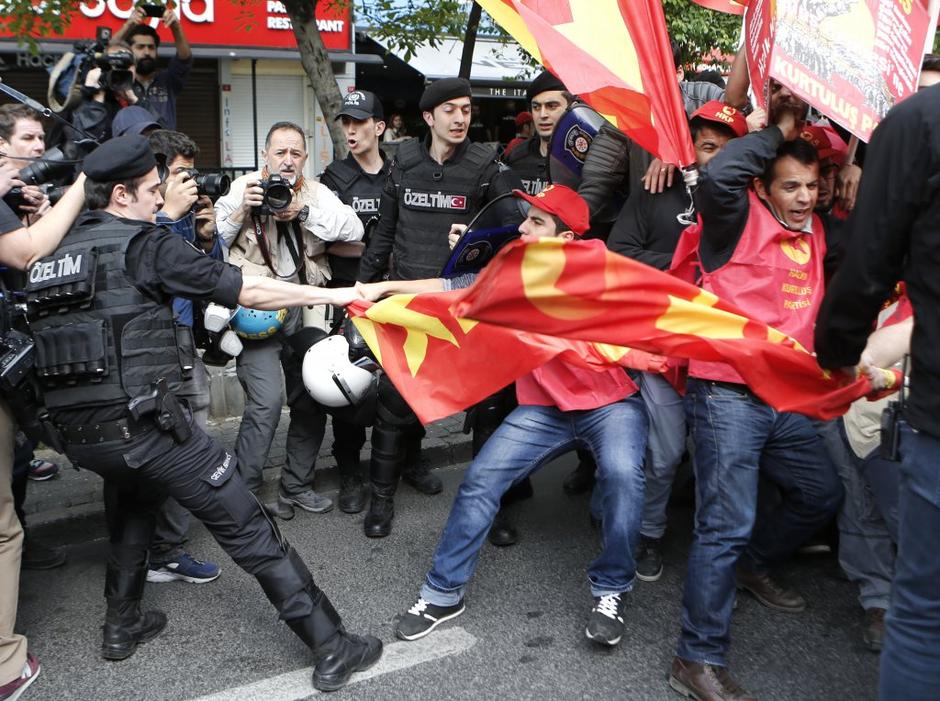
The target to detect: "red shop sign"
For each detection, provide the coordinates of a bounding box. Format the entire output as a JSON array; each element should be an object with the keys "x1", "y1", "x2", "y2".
[{"x1": 11, "y1": 0, "x2": 352, "y2": 52}]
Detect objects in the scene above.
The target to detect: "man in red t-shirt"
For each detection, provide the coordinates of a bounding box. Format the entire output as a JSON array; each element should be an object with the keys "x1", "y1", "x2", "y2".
[{"x1": 391, "y1": 185, "x2": 649, "y2": 649}]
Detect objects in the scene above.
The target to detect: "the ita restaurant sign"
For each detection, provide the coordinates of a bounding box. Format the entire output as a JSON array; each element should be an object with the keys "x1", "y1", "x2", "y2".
[{"x1": 20, "y1": 0, "x2": 352, "y2": 52}]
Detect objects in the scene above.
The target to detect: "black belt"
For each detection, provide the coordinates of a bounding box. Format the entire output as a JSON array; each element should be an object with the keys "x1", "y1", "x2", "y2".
[
  {"x1": 58, "y1": 417, "x2": 154, "y2": 445},
  {"x1": 697, "y1": 379, "x2": 756, "y2": 397}
]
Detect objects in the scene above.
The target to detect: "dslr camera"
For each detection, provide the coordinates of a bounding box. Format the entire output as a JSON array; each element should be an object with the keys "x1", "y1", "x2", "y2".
[
  {"x1": 181, "y1": 168, "x2": 231, "y2": 199},
  {"x1": 2, "y1": 147, "x2": 75, "y2": 217},
  {"x1": 253, "y1": 175, "x2": 293, "y2": 217}
]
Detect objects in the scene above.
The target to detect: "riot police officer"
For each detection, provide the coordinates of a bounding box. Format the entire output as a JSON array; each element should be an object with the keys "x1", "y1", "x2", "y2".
[
  {"x1": 317, "y1": 90, "x2": 390, "y2": 514},
  {"x1": 24, "y1": 136, "x2": 380, "y2": 692},
  {"x1": 501, "y1": 70, "x2": 571, "y2": 196},
  {"x1": 356, "y1": 77, "x2": 519, "y2": 538}
]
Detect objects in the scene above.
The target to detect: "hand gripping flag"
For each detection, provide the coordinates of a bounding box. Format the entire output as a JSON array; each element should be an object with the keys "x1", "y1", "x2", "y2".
[
  {"x1": 452, "y1": 238, "x2": 895, "y2": 420},
  {"x1": 477, "y1": 0, "x2": 695, "y2": 168},
  {"x1": 346, "y1": 293, "x2": 671, "y2": 425}
]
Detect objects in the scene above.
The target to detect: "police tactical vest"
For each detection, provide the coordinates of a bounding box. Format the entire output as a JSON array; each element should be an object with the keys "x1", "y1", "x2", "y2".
[
  {"x1": 25, "y1": 213, "x2": 191, "y2": 412},
  {"x1": 503, "y1": 136, "x2": 549, "y2": 195},
  {"x1": 320, "y1": 156, "x2": 385, "y2": 226},
  {"x1": 392, "y1": 138, "x2": 498, "y2": 280}
]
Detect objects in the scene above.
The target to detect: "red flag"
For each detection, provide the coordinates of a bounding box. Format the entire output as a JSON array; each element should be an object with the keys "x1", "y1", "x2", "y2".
[
  {"x1": 477, "y1": 0, "x2": 695, "y2": 167},
  {"x1": 453, "y1": 238, "x2": 890, "y2": 420},
  {"x1": 346, "y1": 293, "x2": 669, "y2": 425}
]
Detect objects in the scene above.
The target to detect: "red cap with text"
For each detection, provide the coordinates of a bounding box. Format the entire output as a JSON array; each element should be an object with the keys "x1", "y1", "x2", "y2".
[
  {"x1": 513, "y1": 184, "x2": 590, "y2": 236},
  {"x1": 690, "y1": 100, "x2": 748, "y2": 138}
]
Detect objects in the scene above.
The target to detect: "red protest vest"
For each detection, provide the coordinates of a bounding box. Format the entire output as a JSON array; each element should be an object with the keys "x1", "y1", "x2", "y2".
[{"x1": 688, "y1": 191, "x2": 826, "y2": 385}]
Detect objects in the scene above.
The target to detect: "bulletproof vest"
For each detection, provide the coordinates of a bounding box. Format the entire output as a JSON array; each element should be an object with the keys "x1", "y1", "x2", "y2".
[
  {"x1": 25, "y1": 213, "x2": 192, "y2": 411},
  {"x1": 320, "y1": 156, "x2": 385, "y2": 226},
  {"x1": 392, "y1": 138, "x2": 498, "y2": 280},
  {"x1": 503, "y1": 137, "x2": 549, "y2": 195}
]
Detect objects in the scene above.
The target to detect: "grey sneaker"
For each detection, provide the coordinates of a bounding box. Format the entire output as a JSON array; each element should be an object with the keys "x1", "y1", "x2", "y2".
[{"x1": 279, "y1": 489, "x2": 334, "y2": 514}]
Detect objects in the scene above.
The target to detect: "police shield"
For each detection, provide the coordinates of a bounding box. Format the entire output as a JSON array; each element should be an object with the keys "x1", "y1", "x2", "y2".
[
  {"x1": 439, "y1": 193, "x2": 528, "y2": 279},
  {"x1": 548, "y1": 102, "x2": 609, "y2": 190}
]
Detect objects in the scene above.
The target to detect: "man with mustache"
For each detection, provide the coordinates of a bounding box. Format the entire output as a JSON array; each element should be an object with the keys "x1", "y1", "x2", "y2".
[
  {"x1": 215, "y1": 121, "x2": 363, "y2": 514},
  {"x1": 114, "y1": 6, "x2": 193, "y2": 130},
  {"x1": 355, "y1": 77, "x2": 519, "y2": 538}
]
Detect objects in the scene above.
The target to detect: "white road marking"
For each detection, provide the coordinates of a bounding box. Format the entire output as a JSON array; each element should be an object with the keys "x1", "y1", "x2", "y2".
[{"x1": 189, "y1": 626, "x2": 477, "y2": 700}]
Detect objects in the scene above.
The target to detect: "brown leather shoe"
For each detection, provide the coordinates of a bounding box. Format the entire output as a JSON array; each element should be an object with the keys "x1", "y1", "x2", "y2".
[
  {"x1": 735, "y1": 567, "x2": 806, "y2": 612},
  {"x1": 863, "y1": 607, "x2": 886, "y2": 652},
  {"x1": 669, "y1": 657, "x2": 757, "y2": 701}
]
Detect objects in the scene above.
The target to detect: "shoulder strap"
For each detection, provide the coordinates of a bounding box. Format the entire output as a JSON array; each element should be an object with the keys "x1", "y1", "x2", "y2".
[
  {"x1": 394, "y1": 138, "x2": 424, "y2": 172},
  {"x1": 320, "y1": 158, "x2": 360, "y2": 191},
  {"x1": 464, "y1": 142, "x2": 498, "y2": 171}
]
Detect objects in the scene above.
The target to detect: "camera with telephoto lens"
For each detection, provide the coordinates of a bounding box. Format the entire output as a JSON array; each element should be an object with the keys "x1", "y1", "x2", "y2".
[
  {"x1": 253, "y1": 175, "x2": 293, "y2": 217},
  {"x1": 94, "y1": 48, "x2": 135, "y2": 93},
  {"x1": 2, "y1": 147, "x2": 75, "y2": 216},
  {"x1": 181, "y1": 168, "x2": 231, "y2": 199}
]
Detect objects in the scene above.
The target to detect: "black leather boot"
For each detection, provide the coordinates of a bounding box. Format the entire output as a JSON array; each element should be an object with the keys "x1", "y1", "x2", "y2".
[
  {"x1": 334, "y1": 421, "x2": 366, "y2": 514},
  {"x1": 401, "y1": 432, "x2": 442, "y2": 495},
  {"x1": 101, "y1": 566, "x2": 167, "y2": 661},
  {"x1": 364, "y1": 486, "x2": 395, "y2": 538},
  {"x1": 286, "y1": 589, "x2": 383, "y2": 691},
  {"x1": 488, "y1": 508, "x2": 518, "y2": 547}
]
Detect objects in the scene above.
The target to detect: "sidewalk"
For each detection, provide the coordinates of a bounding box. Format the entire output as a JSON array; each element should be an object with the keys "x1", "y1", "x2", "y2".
[{"x1": 23, "y1": 411, "x2": 472, "y2": 527}]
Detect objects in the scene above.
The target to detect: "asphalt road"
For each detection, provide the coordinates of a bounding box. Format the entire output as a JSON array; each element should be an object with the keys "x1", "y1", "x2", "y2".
[{"x1": 17, "y1": 454, "x2": 879, "y2": 700}]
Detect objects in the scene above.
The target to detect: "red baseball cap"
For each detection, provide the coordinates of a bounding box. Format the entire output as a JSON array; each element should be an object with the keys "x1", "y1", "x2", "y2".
[
  {"x1": 515, "y1": 111, "x2": 533, "y2": 126},
  {"x1": 689, "y1": 100, "x2": 747, "y2": 138},
  {"x1": 799, "y1": 124, "x2": 847, "y2": 165},
  {"x1": 513, "y1": 184, "x2": 590, "y2": 236}
]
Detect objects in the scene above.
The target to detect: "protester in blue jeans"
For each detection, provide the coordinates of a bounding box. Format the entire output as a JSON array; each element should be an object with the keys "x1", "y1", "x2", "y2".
[
  {"x1": 387, "y1": 185, "x2": 649, "y2": 649},
  {"x1": 816, "y1": 83, "x2": 940, "y2": 701},
  {"x1": 668, "y1": 97, "x2": 844, "y2": 701}
]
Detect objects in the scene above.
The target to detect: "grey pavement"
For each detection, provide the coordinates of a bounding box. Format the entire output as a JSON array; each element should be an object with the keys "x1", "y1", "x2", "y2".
[{"x1": 16, "y1": 452, "x2": 879, "y2": 701}]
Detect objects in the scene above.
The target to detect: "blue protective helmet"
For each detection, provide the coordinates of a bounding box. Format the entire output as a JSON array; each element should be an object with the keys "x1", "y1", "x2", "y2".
[{"x1": 230, "y1": 307, "x2": 287, "y2": 340}]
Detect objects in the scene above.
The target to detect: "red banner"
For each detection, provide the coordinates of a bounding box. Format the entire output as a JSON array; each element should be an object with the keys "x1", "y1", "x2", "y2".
[
  {"x1": 693, "y1": 0, "x2": 749, "y2": 15},
  {"x1": 452, "y1": 238, "x2": 891, "y2": 421},
  {"x1": 745, "y1": 0, "x2": 938, "y2": 141},
  {"x1": 477, "y1": 0, "x2": 695, "y2": 168},
  {"x1": 1, "y1": 0, "x2": 352, "y2": 52}
]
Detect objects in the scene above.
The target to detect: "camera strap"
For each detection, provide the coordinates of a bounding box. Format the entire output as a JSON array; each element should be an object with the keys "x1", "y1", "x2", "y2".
[
  {"x1": 279, "y1": 220, "x2": 308, "y2": 286},
  {"x1": 251, "y1": 216, "x2": 307, "y2": 284}
]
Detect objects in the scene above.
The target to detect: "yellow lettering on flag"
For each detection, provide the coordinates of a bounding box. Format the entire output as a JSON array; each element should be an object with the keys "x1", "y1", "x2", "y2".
[
  {"x1": 552, "y1": 0, "x2": 643, "y2": 91},
  {"x1": 364, "y1": 295, "x2": 460, "y2": 377}
]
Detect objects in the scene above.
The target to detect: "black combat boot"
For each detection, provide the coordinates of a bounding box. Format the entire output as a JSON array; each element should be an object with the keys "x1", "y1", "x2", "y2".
[
  {"x1": 335, "y1": 448, "x2": 366, "y2": 515},
  {"x1": 401, "y1": 433, "x2": 442, "y2": 495},
  {"x1": 286, "y1": 589, "x2": 383, "y2": 691},
  {"x1": 364, "y1": 485, "x2": 395, "y2": 538},
  {"x1": 101, "y1": 565, "x2": 167, "y2": 661},
  {"x1": 256, "y1": 547, "x2": 382, "y2": 692}
]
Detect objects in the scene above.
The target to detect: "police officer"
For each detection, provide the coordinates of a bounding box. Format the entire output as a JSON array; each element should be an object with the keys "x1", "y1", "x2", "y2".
[
  {"x1": 24, "y1": 136, "x2": 380, "y2": 691},
  {"x1": 501, "y1": 70, "x2": 571, "y2": 195},
  {"x1": 356, "y1": 77, "x2": 519, "y2": 538},
  {"x1": 317, "y1": 90, "x2": 390, "y2": 514}
]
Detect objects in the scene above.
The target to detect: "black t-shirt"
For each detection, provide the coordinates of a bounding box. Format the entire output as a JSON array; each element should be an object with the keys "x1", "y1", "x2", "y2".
[{"x1": 0, "y1": 200, "x2": 23, "y2": 236}]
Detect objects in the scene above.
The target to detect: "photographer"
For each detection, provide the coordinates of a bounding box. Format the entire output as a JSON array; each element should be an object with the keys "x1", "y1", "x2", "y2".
[
  {"x1": 0, "y1": 105, "x2": 50, "y2": 223},
  {"x1": 0, "y1": 162, "x2": 86, "y2": 700},
  {"x1": 215, "y1": 121, "x2": 362, "y2": 512},
  {"x1": 71, "y1": 40, "x2": 158, "y2": 143},
  {"x1": 142, "y1": 128, "x2": 223, "y2": 585},
  {"x1": 114, "y1": 6, "x2": 192, "y2": 130}
]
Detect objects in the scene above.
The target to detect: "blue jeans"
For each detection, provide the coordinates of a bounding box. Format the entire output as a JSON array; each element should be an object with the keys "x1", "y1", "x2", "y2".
[
  {"x1": 422, "y1": 397, "x2": 648, "y2": 605},
  {"x1": 818, "y1": 419, "x2": 895, "y2": 611},
  {"x1": 637, "y1": 373, "x2": 686, "y2": 539},
  {"x1": 677, "y1": 380, "x2": 843, "y2": 665},
  {"x1": 880, "y1": 424, "x2": 940, "y2": 700}
]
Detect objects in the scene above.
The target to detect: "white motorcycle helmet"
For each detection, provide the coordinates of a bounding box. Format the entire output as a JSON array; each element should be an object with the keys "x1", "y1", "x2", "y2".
[{"x1": 302, "y1": 335, "x2": 376, "y2": 407}]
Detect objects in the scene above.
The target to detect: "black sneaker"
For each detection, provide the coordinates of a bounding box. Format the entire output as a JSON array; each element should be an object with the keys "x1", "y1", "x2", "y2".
[
  {"x1": 635, "y1": 536, "x2": 663, "y2": 583},
  {"x1": 585, "y1": 593, "x2": 626, "y2": 646},
  {"x1": 395, "y1": 597, "x2": 465, "y2": 641}
]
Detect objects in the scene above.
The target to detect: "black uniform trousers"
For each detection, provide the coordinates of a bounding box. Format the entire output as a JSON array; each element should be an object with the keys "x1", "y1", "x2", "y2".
[{"x1": 65, "y1": 412, "x2": 308, "y2": 616}]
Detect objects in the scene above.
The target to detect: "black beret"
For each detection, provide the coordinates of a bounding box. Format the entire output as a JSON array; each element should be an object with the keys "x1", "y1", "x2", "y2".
[
  {"x1": 526, "y1": 70, "x2": 567, "y2": 104},
  {"x1": 419, "y1": 77, "x2": 472, "y2": 112},
  {"x1": 83, "y1": 135, "x2": 157, "y2": 181}
]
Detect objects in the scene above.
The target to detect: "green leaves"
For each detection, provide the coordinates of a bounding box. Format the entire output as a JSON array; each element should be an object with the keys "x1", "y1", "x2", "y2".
[{"x1": 662, "y1": 0, "x2": 741, "y2": 69}]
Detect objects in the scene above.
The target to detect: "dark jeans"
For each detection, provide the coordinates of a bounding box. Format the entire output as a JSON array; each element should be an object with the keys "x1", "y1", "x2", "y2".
[
  {"x1": 879, "y1": 424, "x2": 940, "y2": 700},
  {"x1": 676, "y1": 380, "x2": 843, "y2": 665}
]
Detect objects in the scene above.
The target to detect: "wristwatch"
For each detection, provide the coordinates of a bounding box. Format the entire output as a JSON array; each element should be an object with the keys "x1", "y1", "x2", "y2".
[{"x1": 297, "y1": 205, "x2": 310, "y2": 223}]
